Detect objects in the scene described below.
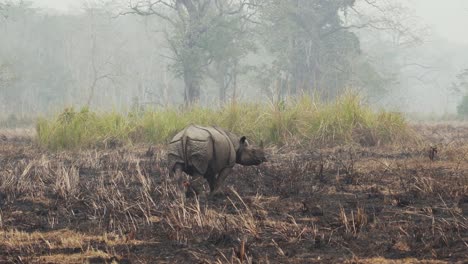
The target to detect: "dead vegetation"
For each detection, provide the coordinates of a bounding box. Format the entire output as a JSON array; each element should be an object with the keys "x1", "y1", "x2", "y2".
[{"x1": 0, "y1": 124, "x2": 467, "y2": 263}]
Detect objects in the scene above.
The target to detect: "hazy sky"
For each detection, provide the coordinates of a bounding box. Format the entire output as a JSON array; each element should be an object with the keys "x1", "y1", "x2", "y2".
[
  {"x1": 31, "y1": 0, "x2": 78, "y2": 11},
  {"x1": 411, "y1": 0, "x2": 468, "y2": 44},
  {"x1": 30, "y1": 0, "x2": 468, "y2": 44}
]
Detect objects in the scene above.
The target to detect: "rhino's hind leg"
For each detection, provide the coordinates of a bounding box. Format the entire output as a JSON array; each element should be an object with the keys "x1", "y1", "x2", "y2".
[
  {"x1": 205, "y1": 171, "x2": 216, "y2": 193},
  {"x1": 171, "y1": 163, "x2": 186, "y2": 197},
  {"x1": 186, "y1": 173, "x2": 205, "y2": 198}
]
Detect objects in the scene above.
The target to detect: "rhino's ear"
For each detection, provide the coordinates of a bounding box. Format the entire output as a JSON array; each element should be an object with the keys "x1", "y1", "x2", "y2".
[{"x1": 240, "y1": 136, "x2": 248, "y2": 147}]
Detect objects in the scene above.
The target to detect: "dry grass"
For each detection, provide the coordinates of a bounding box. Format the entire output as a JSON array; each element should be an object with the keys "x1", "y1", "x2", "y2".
[{"x1": 0, "y1": 124, "x2": 467, "y2": 263}]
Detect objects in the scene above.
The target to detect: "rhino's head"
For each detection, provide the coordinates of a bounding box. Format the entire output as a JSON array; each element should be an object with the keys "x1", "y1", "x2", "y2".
[{"x1": 236, "y1": 136, "x2": 267, "y2": 166}]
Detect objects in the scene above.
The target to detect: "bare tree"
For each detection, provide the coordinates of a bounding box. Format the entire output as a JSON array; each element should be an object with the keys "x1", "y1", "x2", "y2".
[
  {"x1": 84, "y1": 6, "x2": 118, "y2": 107},
  {"x1": 0, "y1": 2, "x2": 8, "y2": 20},
  {"x1": 125, "y1": 0, "x2": 258, "y2": 106}
]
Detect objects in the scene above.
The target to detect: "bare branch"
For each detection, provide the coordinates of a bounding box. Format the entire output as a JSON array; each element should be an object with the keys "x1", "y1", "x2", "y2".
[
  {"x1": 118, "y1": 0, "x2": 177, "y2": 26},
  {"x1": 362, "y1": 0, "x2": 384, "y2": 13},
  {"x1": 400, "y1": 63, "x2": 433, "y2": 70},
  {"x1": 349, "y1": 0, "x2": 425, "y2": 46}
]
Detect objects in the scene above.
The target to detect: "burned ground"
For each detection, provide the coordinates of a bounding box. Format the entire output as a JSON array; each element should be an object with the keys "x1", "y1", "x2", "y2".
[{"x1": 0, "y1": 124, "x2": 467, "y2": 263}]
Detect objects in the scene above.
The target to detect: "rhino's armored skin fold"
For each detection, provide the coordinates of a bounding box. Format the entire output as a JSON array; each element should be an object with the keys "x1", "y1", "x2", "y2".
[{"x1": 168, "y1": 124, "x2": 266, "y2": 197}]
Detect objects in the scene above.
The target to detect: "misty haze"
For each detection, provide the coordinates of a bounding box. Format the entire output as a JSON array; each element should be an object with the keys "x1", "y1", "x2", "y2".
[
  {"x1": 0, "y1": 0, "x2": 467, "y2": 115},
  {"x1": 0, "y1": 1, "x2": 467, "y2": 263}
]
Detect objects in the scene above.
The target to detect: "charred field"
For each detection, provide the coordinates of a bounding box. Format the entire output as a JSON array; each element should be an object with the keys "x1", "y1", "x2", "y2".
[{"x1": 0, "y1": 124, "x2": 467, "y2": 263}]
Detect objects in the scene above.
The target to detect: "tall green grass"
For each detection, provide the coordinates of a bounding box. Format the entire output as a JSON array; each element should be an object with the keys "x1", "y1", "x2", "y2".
[{"x1": 36, "y1": 93, "x2": 413, "y2": 150}]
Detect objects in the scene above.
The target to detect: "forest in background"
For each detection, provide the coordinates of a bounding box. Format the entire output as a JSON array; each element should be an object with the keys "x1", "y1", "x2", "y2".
[{"x1": 0, "y1": 0, "x2": 467, "y2": 118}]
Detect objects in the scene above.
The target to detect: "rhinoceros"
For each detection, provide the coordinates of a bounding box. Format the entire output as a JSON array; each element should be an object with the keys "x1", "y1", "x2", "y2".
[{"x1": 167, "y1": 124, "x2": 267, "y2": 197}]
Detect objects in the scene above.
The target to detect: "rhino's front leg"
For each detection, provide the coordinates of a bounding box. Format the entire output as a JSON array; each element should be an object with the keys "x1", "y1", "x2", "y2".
[{"x1": 211, "y1": 167, "x2": 233, "y2": 195}]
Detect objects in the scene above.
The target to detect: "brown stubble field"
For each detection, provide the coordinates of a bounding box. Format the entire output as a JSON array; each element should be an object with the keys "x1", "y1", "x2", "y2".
[{"x1": 0, "y1": 124, "x2": 467, "y2": 263}]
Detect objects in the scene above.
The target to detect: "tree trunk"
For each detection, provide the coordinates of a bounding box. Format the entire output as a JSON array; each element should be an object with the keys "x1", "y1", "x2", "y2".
[
  {"x1": 232, "y1": 69, "x2": 237, "y2": 103},
  {"x1": 162, "y1": 64, "x2": 170, "y2": 107},
  {"x1": 217, "y1": 63, "x2": 228, "y2": 104},
  {"x1": 183, "y1": 70, "x2": 200, "y2": 106},
  {"x1": 219, "y1": 77, "x2": 226, "y2": 104}
]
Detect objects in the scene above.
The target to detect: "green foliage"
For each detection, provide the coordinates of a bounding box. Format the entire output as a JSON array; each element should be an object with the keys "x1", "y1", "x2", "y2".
[
  {"x1": 457, "y1": 94, "x2": 468, "y2": 118},
  {"x1": 258, "y1": 0, "x2": 361, "y2": 98},
  {"x1": 36, "y1": 93, "x2": 412, "y2": 150}
]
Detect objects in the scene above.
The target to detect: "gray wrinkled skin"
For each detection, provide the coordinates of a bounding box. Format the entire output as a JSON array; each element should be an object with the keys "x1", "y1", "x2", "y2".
[{"x1": 168, "y1": 124, "x2": 267, "y2": 198}]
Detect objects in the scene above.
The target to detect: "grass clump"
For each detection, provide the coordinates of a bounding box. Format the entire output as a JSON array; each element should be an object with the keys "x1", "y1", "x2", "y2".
[
  {"x1": 37, "y1": 107, "x2": 133, "y2": 150},
  {"x1": 36, "y1": 93, "x2": 413, "y2": 150}
]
